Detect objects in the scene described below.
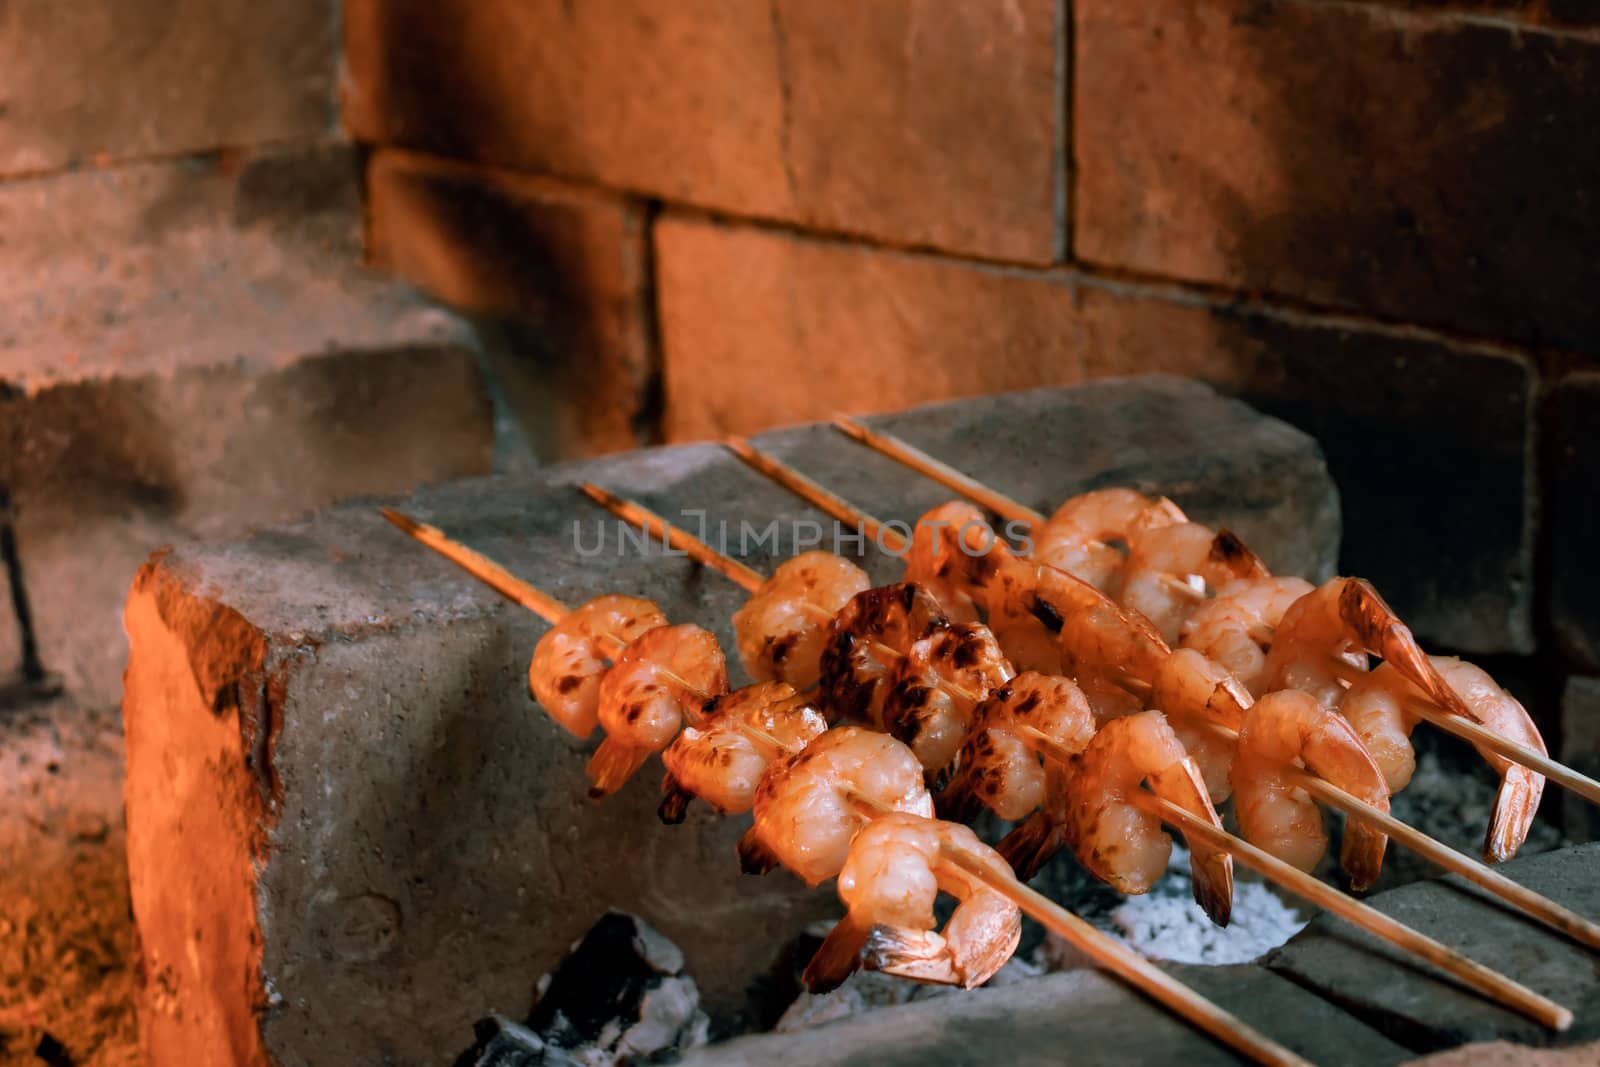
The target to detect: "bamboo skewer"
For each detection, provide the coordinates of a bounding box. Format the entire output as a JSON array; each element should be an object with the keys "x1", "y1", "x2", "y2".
[
  {"x1": 1143, "y1": 794, "x2": 1572, "y2": 1032},
  {"x1": 753, "y1": 445, "x2": 1600, "y2": 949},
  {"x1": 380, "y1": 507, "x2": 573, "y2": 625},
  {"x1": 574, "y1": 486, "x2": 1574, "y2": 1029},
  {"x1": 839, "y1": 794, "x2": 1313, "y2": 1067},
  {"x1": 381, "y1": 507, "x2": 707, "y2": 715},
  {"x1": 725, "y1": 437, "x2": 910, "y2": 553},
  {"x1": 1319, "y1": 655, "x2": 1600, "y2": 808},
  {"x1": 833, "y1": 416, "x2": 1046, "y2": 528},
  {"x1": 384, "y1": 509, "x2": 1309, "y2": 1067},
  {"x1": 833, "y1": 428, "x2": 1600, "y2": 817},
  {"x1": 578, "y1": 484, "x2": 767, "y2": 592}
]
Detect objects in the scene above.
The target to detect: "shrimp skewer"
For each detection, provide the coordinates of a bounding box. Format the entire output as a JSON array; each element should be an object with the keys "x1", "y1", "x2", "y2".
[
  {"x1": 580, "y1": 484, "x2": 1232, "y2": 919},
  {"x1": 384, "y1": 504, "x2": 1577, "y2": 1034},
  {"x1": 719, "y1": 459, "x2": 1600, "y2": 952}
]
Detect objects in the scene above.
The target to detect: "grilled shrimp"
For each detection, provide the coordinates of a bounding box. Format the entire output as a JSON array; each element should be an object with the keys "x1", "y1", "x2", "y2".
[
  {"x1": 903, "y1": 501, "x2": 990, "y2": 622},
  {"x1": 658, "y1": 682, "x2": 828, "y2": 822},
  {"x1": 1003, "y1": 710, "x2": 1233, "y2": 925},
  {"x1": 1231, "y1": 689, "x2": 1390, "y2": 890},
  {"x1": 1028, "y1": 562, "x2": 1170, "y2": 686},
  {"x1": 1034, "y1": 488, "x2": 1186, "y2": 593},
  {"x1": 1341, "y1": 657, "x2": 1546, "y2": 862},
  {"x1": 819, "y1": 583, "x2": 948, "y2": 727},
  {"x1": 882, "y1": 623, "x2": 1015, "y2": 777},
  {"x1": 733, "y1": 551, "x2": 871, "y2": 690},
  {"x1": 803, "y1": 813, "x2": 1021, "y2": 993},
  {"x1": 528, "y1": 594, "x2": 667, "y2": 737},
  {"x1": 739, "y1": 726, "x2": 933, "y2": 886},
  {"x1": 939, "y1": 672, "x2": 1096, "y2": 823},
  {"x1": 1182, "y1": 577, "x2": 1315, "y2": 696},
  {"x1": 1149, "y1": 649, "x2": 1252, "y2": 803},
  {"x1": 588, "y1": 624, "x2": 729, "y2": 796},
  {"x1": 1264, "y1": 577, "x2": 1476, "y2": 723},
  {"x1": 1121, "y1": 524, "x2": 1270, "y2": 645}
]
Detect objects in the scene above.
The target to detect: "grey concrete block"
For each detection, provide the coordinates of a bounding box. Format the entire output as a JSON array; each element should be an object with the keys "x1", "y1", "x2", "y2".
[
  {"x1": 121, "y1": 379, "x2": 1341, "y2": 1065},
  {"x1": 1, "y1": 144, "x2": 495, "y2": 707},
  {"x1": 680, "y1": 963, "x2": 1408, "y2": 1067},
  {"x1": 1265, "y1": 843, "x2": 1600, "y2": 1052}
]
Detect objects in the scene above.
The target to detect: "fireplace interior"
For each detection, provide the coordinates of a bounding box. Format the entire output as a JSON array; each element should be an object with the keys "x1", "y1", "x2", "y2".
[{"x1": 2, "y1": 2, "x2": 1599, "y2": 1065}]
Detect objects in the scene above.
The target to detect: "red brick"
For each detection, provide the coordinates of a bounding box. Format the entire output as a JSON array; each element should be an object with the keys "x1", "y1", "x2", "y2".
[
  {"x1": 1074, "y1": 0, "x2": 1600, "y2": 353},
  {"x1": 655, "y1": 218, "x2": 1534, "y2": 653},
  {"x1": 367, "y1": 151, "x2": 654, "y2": 456},
  {"x1": 343, "y1": 0, "x2": 1058, "y2": 262},
  {"x1": 1549, "y1": 373, "x2": 1600, "y2": 668},
  {"x1": 0, "y1": 0, "x2": 335, "y2": 176}
]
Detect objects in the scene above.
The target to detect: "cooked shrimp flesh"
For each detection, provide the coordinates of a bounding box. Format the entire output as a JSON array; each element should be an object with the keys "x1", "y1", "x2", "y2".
[
  {"x1": 1121, "y1": 524, "x2": 1270, "y2": 644},
  {"x1": 1149, "y1": 648, "x2": 1252, "y2": 803},
  {"x1": 733, "y1": 551, "x2": 870, "y2": 690},
  {"x1": 1340, "y1": 657, "x2": 1546, "y2": 863},
  {"x1": 939, "y1": 672, "x2": 1096, "y2": 823},
  {"x1": 658, "y1": 682, "x2": 827, "y2": 822},
  {"x1": 882, "y1": 622, "x2": 1014, "y2": 778},
  {"x1": 903, "y1": 501, "x2": 992, "y2": 622},
  {"x1": 739, "y1": 726, "x2": 933, "y2": 886},
  {"x1": 803, "y1": 813, "x2": 1021, "y2": 993},
  {"x1": 1034, "y1": 488, "x2": 1186, "y2": 593},
  {"x1": 819, "y1": 583, "x2": 948, "y2": 727},
  {"x1": 1264, "y1": 577, "x2": 1475, "y2": 723},
  {"x1": 1231, "y1": 689, "x2": 1390, "y2": 890},
  {"x1": 528, "y1": 594, "x2": 667, "y2": 737},
  {"x1": 1006, "y1": 710, "x2": 1233, "y2": 924},
  {"x1": 1182, "y1": 577, "x2": 1315, "y2": 696},
  {"x1": 588, "y1": 624, "x2": 728, "y2": 796}
]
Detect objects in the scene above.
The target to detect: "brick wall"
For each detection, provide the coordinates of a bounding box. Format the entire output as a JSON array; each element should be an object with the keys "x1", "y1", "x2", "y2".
[{"x1": 343, "y1": 0, "x2": 1600, "y2": 756}]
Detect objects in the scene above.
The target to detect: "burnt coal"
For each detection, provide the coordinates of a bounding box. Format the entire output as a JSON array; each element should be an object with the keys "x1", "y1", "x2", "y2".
[
  {"x1": 453, "y1": 1016, "x2": 578, "y2": 1067},
  {"x1": 457, "y1": 911, "x2": 708, "y2": 1066}
]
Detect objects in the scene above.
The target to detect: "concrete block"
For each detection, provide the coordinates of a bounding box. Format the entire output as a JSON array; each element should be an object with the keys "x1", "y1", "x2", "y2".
[{"x1": 122, "y1": 380, "x2": 1340, "y2": 1065}]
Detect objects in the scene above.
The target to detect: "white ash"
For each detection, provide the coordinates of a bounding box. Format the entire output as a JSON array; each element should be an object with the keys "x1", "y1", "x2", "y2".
[{"x1": 1085, "y1": 847, "x2": 1306, "y2": 966}]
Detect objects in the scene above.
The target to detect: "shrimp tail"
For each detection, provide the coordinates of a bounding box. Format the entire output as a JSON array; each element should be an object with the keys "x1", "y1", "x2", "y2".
[
  {"x1": 1339, "y1": 580, "x2": 1480, "y2": 724},
  {"x1": 1484, "y1": 765, "x2": 1544, "y2": 864},
  {"x1": 995, "y1": 812, "x2": 1065, "y2": 881},
  {"x1": 657, "y1": 771, "x2": 694, "y2": 825},
  {"x1": 1153, "y1": 757, "x2": 1234, "y2": 926},
  {"x1": 801, "y1": 915, "x2": 871, "y2": 993},
  {"x1": 1210, "y1": 529, "x2": 1271, "y2": 580},
  {"x1": 933, "y1": 768, "x2": 989, "y2": 824},
  {"x1": 737, "y1": 826, "x2": 781, "y2": 876},
  {"x1": 585, "y1": 738, "x2": 653, "y2": 797},
  {"x1": 861, "y1": 925, "x2": 965, "y2": 987}
]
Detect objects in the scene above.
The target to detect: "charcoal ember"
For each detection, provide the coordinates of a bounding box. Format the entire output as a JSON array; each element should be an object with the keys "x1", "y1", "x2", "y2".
[
  {"x1": 454, "y1": 1016, "x2": 578, "y2": 1067},
  {"x1": 529, "y1": 911, "x2": 708, "y2": 1065}
]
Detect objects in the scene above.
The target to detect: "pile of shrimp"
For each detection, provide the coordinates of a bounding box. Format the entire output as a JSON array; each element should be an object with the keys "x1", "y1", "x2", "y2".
[{"x1": 513, "y1": 485, "x2": 1547, "y2": 991}]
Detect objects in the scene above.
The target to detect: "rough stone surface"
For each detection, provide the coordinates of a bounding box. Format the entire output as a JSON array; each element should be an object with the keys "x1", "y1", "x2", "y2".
[
  {"x1": 655, "y1": 218, "x2": 1533, "y2": 652},
  {"x1": 366, "y1": 150, "x2": 655, "y2": 457},
  {"x1": 343, "y1": 0, "x2": 1058, "y2": 262},
  {"x1": 751, "y1": 378, "x2": 1340, "y2": 583},
  {"x1": 1074, "y1": 0, "x2": 1600, "y2": 354},
  {"x1": 0, "y1": 0, "x2": 336, "y2": 176},
  {"x1": 680, "y1": 963, "x2": 1409, "y2": 1067},
  {"x1": 0, "y1": 699, "x2": 138, "y2": 1066},
  {"x1": 1266, "y1": 843, "x2": 1600, "y2": 1052},
  {"x1": 1560, "y1": 677, "x2": 1600, "y2": 843},
  {"x1": 1549, "y1": 373, "x2": 1600, "y2": 669},
  {"x1": 1, "y1": 144, "x2": 495, "y2": 707},
  {"x1": 121, "y1": 381, "x2": 1339, "y2": 1066}
]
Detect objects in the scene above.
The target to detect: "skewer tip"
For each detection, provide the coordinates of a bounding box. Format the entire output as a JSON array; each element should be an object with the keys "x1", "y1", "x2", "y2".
[
  {"x1": 379, "y1": 506, "x2": 425, "y2": 538},
  {"x1": 577, "y1": 482, "x2": 621, "y2": 510}
]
